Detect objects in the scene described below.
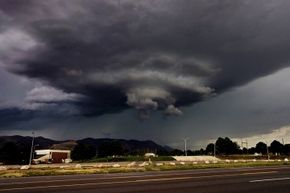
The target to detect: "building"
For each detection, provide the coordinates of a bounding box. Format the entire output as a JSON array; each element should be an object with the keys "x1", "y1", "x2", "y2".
[{"x1": 33, "y1": 149, "x2": 71, "y2": 164}]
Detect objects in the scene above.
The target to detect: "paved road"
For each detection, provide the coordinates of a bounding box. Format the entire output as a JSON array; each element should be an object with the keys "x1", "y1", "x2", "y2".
[{"x1": 1, "y1": 166, "x2": 290, "y2": 193}]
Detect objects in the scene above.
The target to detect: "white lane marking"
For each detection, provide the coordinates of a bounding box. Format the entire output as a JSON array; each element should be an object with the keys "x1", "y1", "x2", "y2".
[
  {"x1": 250, "y1": 177, "x2": 290, "y2": 183},
  {"x1": 0, "y1": 171, "x2": 277, "y2": 192}
]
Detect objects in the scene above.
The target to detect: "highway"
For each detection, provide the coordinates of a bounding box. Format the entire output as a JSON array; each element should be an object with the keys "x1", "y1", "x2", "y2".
[{"x1": 1, "y1": 166, "x2": 290, "y2": 193}]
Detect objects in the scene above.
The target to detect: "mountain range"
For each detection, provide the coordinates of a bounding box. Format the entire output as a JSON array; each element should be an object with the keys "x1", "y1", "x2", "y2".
[{"x1": 0, "y1": 135, "x2": 172, "y2": 153}]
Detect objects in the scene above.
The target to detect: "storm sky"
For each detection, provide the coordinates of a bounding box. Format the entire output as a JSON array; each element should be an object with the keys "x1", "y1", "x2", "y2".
[{"x1": 1, "y1": 0, "x2": 290, "y2": 148}]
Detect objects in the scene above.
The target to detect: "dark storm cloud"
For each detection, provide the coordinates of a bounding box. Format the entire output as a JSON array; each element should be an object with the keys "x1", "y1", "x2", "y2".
[
  {"x1": 0, "y1": 102, "x2": 82, "y2": 129},
  {"x1": 0, "y1": 108, "x2": 35, "y2": 127},
  {"x1": 1, "y1": 0, "x2": 290, "y2": 118}
]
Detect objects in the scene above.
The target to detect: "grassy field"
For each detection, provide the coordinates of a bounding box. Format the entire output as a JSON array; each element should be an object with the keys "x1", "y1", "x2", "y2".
[
  {"x1": 0, "y1": 167, "x2": 146, "y2": 178},
  {"x1": 79, "y1": 156, "x2": 175, "y2": 162},
  {"x1": 1, "y1": 161, "x2": 289, "y2": 178}
]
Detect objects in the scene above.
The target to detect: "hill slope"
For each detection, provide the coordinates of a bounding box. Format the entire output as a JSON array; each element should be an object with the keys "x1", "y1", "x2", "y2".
[{"x1": 0, "y1": 135, "x2": 172, "y2": 164}]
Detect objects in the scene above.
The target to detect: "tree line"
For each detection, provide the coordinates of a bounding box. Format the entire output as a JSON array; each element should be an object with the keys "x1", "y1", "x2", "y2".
[
  {"x1": 71, "y1": 137, "x2": 290, "y2": 160},
  {"x1": 0, "y1": 141, "x2": 30, "y2": 165},
  {"x1": 204, "y1": 137, "x2": 290, "y2": 156}
]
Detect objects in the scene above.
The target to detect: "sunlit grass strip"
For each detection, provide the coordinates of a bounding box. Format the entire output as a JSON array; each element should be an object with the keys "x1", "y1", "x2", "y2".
[
  {"x1": 150, "y1": 161, "x2": 290, "y2": 171},
  {"x1": 81, "y1": 156, "x2": 175, "y2": 163}
]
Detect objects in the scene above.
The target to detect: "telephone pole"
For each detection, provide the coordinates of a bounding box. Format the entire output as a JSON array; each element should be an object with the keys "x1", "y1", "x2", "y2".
[
  {"x1": 241, "y1": 139, "x2": 248, "y2": 153},
  {"x1": 266, "y1": 141, "x2": 270, "y2": 160},
  {"x1": 214, "y1": 142, "x2": 216, "y2": 157},
  {"x1": 29, "y1": 131, "x2": 35, "y2": 166},
  {"x1": 182, "y1": 138, "x2": 189, "y2": 156}
]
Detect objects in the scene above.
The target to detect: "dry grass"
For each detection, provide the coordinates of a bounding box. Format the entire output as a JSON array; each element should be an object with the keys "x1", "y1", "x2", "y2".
[
  {"x1": 1, "y1": 161, "x2": 289, "y2": 178},
  {"x1": 0, "y1": 167, "x2": 145, "y2": 178}
]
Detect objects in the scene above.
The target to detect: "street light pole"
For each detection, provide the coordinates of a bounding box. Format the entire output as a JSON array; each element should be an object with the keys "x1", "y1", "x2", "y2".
[
  {"x1": 182, "y1": 138, "x2": 189, "y2": 156},
  {"x1": 214, "y1": 142, "x2": 216, "y2": 157},
  {"x1": 241, "y1": 139, "x2": 248, "y2": 154},
  {"x1": 29, "y1": 131, "x2": 35, "y2": 166},
  {"x1": 266, "y1": 141, "x2": 270, "y2": 160}
]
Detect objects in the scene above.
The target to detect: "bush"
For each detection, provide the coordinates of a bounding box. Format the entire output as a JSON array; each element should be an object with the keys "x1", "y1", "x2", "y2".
[{"x1": 71, "y1": 143, "x2": 96, "y2": 161}]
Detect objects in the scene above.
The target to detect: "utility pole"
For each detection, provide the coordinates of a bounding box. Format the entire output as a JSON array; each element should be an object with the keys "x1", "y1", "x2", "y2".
[
  {"x1": 241, "y1": 139, "x2": 248, "y2": 153},
  {"x1": 246, "y1": 139, "x2": 248, "y2": 154},
  {"x1": 29, "y1": 131, "x2": 35, "y2": 166},
  {"x1": 182, "y1": 138, "x2": 189, "y2": 156},
  {"x1": 266, "y1": 141, "x2": 270, "y2": 160},
  {"x1": 214, "y1": 142, "x2": 216, "y2": 157}
]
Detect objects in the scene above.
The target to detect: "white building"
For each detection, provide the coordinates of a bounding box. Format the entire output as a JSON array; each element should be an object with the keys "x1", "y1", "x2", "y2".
[{"x1": 33, "y1": 149, "x2": 71, "y2": 164}]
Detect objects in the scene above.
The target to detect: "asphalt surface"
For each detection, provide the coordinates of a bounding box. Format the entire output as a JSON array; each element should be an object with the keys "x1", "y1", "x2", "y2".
[{"x1": 1, "y1": 166, "x2": 290, "y2": 193}]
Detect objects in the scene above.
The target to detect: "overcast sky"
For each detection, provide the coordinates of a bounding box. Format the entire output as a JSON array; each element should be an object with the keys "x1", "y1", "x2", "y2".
[{"x1": 1, "y1": 0, "x2": 290, "y2": 149}]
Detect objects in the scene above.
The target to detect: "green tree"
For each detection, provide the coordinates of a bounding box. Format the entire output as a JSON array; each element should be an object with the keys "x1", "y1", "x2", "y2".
[
  {"x1": 97, "y1": 141, "x2": 124, "y2": 157},
  {"x1": 0, "y1": 142, "x2": 21, "y2": 164},
  {"x1": 270, "y1": 140, "x2": 284, "y2": 155},
  {"x1": 248, "y1": 147, "x2": 256, "y2": 154},
  {"x1": 71, "y1": 143, "x2": 96, "y2": 160},
  {"x1": 199, "y1": 148, "x2": 206, "y2": 155},
  {"x1": 170, "y1": 149, "x2": 184, "y2": 156},
  {"x1": 215, "y1": 137, "x2": 239, "y2": 155},
  {"x1": 206, "y1": 143, "x2": 214, "y2": 155},
  {"x1": 255, "y1": 142, "x2": 267, "y2": 154},
  {"x1": 242, "y1": 147, "x2": 248, "y2": 154},
  {"x1": 284, "y1": 144, "x2": 290, "y2": 155}
]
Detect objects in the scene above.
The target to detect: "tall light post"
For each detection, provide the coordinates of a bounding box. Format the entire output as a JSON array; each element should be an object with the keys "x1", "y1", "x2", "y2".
[
  {"x1": 29, "y1": 131, "x2": 35, "y2": 166},
  {"x1": 241, "y1": 139, "x2": 248, "y2": 154},
  {"x1": 214, "y1": 142, "x2": 216, "y2": 157},
  {"x1": 266, "y1": 141, "x2": 270, "y2": 160},
  {"x1": 182, "y1": 138, "x2": 189, "y2": 156}
]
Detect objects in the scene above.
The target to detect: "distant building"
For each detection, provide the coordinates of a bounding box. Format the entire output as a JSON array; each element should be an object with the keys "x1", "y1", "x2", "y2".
[{"x1": 33, "y1": 149, "x2": 71, "y2": 164}]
